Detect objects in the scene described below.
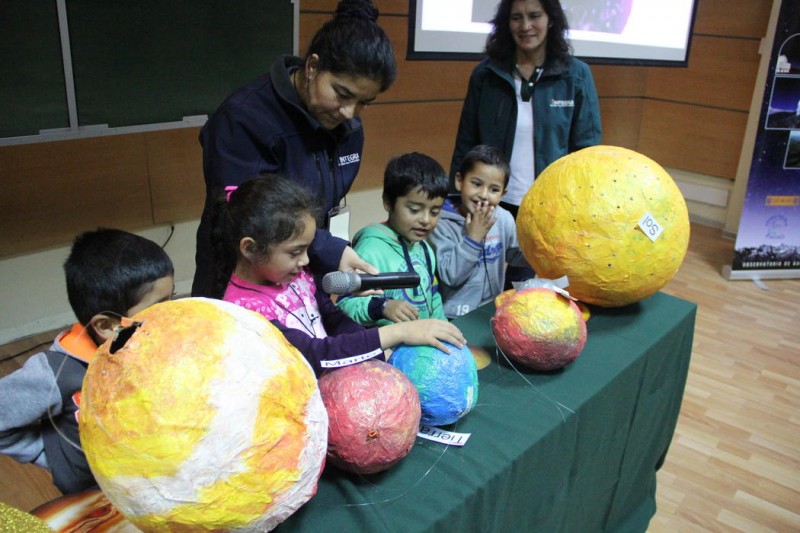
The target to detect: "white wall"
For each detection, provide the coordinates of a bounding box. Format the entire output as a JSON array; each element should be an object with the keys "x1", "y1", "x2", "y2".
[
  {"x1": 0, "y1": 222, "x2": 198, "y2": 344},
  {"x1": 0, "y1": 188, "x2": 388, "y2": 345},
  {"x1": 0, "y1": 173, "x2": 725, "y2": 345}
]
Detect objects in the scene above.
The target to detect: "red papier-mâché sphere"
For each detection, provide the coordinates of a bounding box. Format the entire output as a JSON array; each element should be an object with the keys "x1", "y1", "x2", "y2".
[
  {"x1": 492, "y1": 288, "x2": 587, "y2": 371},
  {"x1": 318, "y1": 359, "x2": 421, "y2": 475}
]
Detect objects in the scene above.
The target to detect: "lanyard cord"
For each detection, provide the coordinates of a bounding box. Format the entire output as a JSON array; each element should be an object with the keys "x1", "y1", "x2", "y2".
[
  {"x1": 284, "y1": 283, "x2": 321, "y2": 338},
  {"x1": 398, "y1": 237, "x2": 434, "y2": 315},
  {"x1": 229, "y1": 278, "x2": 320, "y2": 338},
  {"x1": 480, "y1": 237, "x2": 498, "y2": 298},
  {"x1": 514, "y1": 65, "x2": 543, "y2": 102}
]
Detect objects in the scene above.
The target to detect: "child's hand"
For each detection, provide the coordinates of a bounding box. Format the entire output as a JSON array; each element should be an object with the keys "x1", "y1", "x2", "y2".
[
  {"x1": 379, "y1": 319, "x2": 466, "y2": 353},
  {"x1": 382, "y1": 319, "x2": 466, "y2": 354},
  {"x1": 465, "y1": 201, "x2": 496, "y2": 242},
  {"x1": 407, "y1": 319, "x2": 466, "y2": 354},
  {"x1": 383, "y1": 299, "x2": 420, "y2": 322}
]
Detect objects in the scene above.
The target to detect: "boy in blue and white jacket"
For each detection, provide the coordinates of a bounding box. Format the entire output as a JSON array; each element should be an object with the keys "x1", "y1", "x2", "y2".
[{"x1": 430, "y1": 145, "x2": 528, "y2": 318}]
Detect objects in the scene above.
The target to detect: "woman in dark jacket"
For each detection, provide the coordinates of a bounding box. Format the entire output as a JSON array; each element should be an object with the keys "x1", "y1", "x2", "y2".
[
  {"x1": 450, "y1": 0, "x2": 602, "y2": 285},
  {"x1": 451, "y1": 0, "x2": 602, "y2": 218}
]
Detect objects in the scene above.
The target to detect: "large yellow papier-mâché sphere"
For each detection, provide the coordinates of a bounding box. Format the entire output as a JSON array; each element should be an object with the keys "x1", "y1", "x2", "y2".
[
  {"x1": 79, "y1": 298, "x2": 328, "y2": 532},
  {"x1": 517, "y1": 145, "x2": 690, "y2": 307}
]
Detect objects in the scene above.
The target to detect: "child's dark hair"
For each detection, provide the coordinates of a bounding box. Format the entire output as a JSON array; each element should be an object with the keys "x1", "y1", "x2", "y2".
[
  {"x1": 458, "y1": 144, "x2": 511, "y2": 187},
  {"x1": 64, "y1": 228, "x2": 174, "y2": 326},
  {"x1": 383, "y1": 152, "x2": 450, "y2": 207},
  {"x1": 306, "y1": 0, "x2": 397, "y2": 92},
  {"x1": 211, "y1": 174, "x2": 321, "y2": 298}
]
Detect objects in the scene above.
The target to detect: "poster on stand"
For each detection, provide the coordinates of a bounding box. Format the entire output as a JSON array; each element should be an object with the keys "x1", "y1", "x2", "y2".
[{"x1": 728, "y1": 0, "x2": 800, "y2": 280}]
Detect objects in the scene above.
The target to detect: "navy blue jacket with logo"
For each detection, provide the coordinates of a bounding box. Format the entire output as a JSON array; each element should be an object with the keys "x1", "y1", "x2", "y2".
[
  {"x1": 449, "y1": 55, "x2": 602, "y2": 188},
  {"x1": 193, "y1": 55, "x2": 365, "y2": 296}
]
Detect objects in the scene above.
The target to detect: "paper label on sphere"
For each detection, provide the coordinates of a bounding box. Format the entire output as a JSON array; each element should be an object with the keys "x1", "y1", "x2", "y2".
[
  {"x1": 514, "y1": 275, "x2": 569, "y2": 291},
  {"x1": 320, "y1": 349, "x2": 383, "y2": 368},
  {"x1": 417, "y1": 426, "x2": 471, "y2": 446},
  {"x1": 637, "y1": 211, "x2": 664, "y2": 242},
  {"x1": 513, "y1": 276, "x2": 576, "y2": 300}
]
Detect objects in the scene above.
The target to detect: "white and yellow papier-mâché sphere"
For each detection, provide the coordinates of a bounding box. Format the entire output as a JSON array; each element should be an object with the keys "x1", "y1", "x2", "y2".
[
  {"x1": 517, "y1": 146, "x2": 690, "y2": 307},
  {"x1": 79, "y1": 298, "x2": 328, "y2": 532}
]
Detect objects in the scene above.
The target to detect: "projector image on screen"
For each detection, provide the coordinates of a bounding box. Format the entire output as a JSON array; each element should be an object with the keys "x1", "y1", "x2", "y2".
[
  {"x1": 471, "y1": 0, "x2": 497, "y2": 22},
  {"x1": 472, "y1": 0, "x2": 634, "y2": 34},
  {"x1": 410, "y1": 0, "x2": 698, "y2": 65},
  {"x1": 563, "y1": 0, "x2": 634, "y2": 34}
]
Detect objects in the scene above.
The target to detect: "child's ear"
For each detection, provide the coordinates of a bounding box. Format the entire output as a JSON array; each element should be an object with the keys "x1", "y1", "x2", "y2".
[
  {"x1": 382, "y1": 196, "x2": 391, "y2": 213},
  {"x1": 86, "y1": 313, "x2": 119, "y2": 344},
  {"x1": 454, "y1": 172, "x2": 464, "y2": 192},
  {"x1": 239, "y1": 237, "x2": 257, "y2": 261}
]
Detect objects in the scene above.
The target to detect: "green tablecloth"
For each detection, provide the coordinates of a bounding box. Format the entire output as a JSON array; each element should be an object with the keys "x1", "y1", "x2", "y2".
[{"x1": 277, "y1": 291, "x2": 696, "y2": 532}]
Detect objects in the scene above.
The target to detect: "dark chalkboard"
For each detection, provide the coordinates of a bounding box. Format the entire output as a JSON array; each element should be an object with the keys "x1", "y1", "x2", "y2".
[
  {"x1": 0, "y1": 1, "x2": 69, "y2": 138},
  {"x1": 0, "y1": 0, "x2": 294, "y2": 137}
]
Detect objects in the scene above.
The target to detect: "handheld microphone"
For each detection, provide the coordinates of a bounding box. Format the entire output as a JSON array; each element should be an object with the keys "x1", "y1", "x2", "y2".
[{"x1": 321, "y1": 271, "x2": 420, "y2": 295}]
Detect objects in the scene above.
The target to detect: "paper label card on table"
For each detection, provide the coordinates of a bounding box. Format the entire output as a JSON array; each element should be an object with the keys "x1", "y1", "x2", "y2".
[{"x1": 418, "y1": 426, "x2": 471, "y2": 446}]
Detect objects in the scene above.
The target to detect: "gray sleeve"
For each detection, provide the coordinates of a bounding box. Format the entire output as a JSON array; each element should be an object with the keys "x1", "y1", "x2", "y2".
[
  {"x1": 429, "y1": 220, "x2": 483, "y2": 286},
  {"x1": 0, "y1": 352, "x2": 62, "y2": 468}
]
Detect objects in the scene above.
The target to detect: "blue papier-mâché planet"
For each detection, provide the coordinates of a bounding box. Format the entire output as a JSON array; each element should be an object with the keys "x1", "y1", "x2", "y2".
[{"x1": 388, "y1": 343, "x2": 478, "y2": 427}]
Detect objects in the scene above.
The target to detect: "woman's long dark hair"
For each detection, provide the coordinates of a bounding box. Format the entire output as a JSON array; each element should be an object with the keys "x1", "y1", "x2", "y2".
[
  {"x1": 305, "y1": 0, "x2": 397, "y2": 91},
  {"x1": 210, "y1": 175, "x2": 321, "y2": 299},
  {"x1": 485, "y1": 0, "x2": 572, "y2": 66}
]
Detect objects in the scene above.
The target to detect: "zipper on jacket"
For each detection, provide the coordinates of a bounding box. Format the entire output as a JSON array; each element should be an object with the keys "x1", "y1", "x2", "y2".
[
  {"x1": 327, "y1": 152, "x2": 340, "y2": 204},
  {"x1": 495, "y1": 100, "x2": 507, "y2": 125},
  {"x1": 314, "y1": 154, "x2": 328, "y2": 217},
  {"x1": 527, "y1": 67, "x2": 544, "y2": 176}
]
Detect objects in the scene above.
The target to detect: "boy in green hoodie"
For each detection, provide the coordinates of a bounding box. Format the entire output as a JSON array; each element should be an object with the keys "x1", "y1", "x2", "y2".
[{"x1": 336, "y1": 152, "x2": 448, "y2": 326}]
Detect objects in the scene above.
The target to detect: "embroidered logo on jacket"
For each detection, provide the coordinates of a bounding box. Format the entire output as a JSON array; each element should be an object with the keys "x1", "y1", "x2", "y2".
[
  {"x1": 339, "y1": 153, "x2": 361, "y2": 166},
  {"x1": 550, "y1": 99, "x2": 575, "y2": 108}
]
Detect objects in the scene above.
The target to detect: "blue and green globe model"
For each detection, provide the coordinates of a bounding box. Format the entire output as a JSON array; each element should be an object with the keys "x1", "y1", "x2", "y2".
[{"x1": 389, "y1": 342, "x2": 478, "y2": 427}]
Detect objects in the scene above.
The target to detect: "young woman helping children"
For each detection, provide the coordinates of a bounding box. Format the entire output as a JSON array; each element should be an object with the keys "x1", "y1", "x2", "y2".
[
  {"x1": 212, "y1": 175, "x2": 465, "y2": 376},
  {"x1": 193, "y1": 0, "x2": 397, "y2": 297}
]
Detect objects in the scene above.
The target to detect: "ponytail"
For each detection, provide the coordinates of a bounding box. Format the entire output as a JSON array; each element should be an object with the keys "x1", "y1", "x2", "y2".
[{"x1": 305, "y1": 0, "x2": 396, "y2": 91}]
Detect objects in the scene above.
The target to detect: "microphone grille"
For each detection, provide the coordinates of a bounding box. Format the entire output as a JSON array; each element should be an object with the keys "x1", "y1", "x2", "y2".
[{"x1": 321, "y1": 271, "x2": 360, "y2": 294}]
